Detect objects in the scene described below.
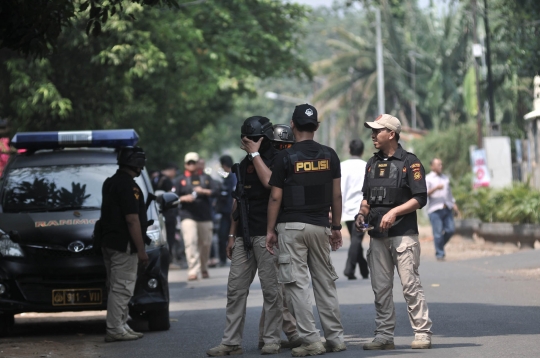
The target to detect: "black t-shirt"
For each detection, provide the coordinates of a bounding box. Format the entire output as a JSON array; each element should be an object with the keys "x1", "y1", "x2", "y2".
[
  {"x1": 101, "y1": 169, "x2": 148, "y2": 253},
  {"x1": 362, "y1": 145, "x2": 427, "y2": 237},
  {"x1": 154, "y1": 173, "x2": 173, "y2": 192},
  {"x1": 176, "y1": 172, "x2": 217, "y2": 222},
  {"x1": 236, "y1": 146, "x2": 277, "y2": 237},
  {"x1": 269, "y1": 140, "x2": 341, "y2": 227}
]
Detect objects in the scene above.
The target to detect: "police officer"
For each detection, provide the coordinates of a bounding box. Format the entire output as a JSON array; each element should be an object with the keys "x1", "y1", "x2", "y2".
[
  {"x1": 207, "y1": 116, "x2": 284, "y2": 356},
  {"x1": 100, "y1": 146, "x2": 149, "y2": 342},
  {"x1": 257, "y1": 124, "x2": 301, "y2": 350},
  {"x1": 356, "y1": 114, "x2": 433, "y2": 350},
  {"x1": 266, "y1": 104, "x2": 346, "y2": 357},
  {"x1": 176, "y1": 152, "x2": 218, "y2": 281}
]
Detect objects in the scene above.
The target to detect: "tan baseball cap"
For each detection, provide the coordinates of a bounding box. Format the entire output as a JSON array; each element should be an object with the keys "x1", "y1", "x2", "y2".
[
  {"x1": 364, "y1": 114, "x2": 402, "y2": 134},
  {"x1": 184, "y1": 152, "x2": 200, "y2": 163}
]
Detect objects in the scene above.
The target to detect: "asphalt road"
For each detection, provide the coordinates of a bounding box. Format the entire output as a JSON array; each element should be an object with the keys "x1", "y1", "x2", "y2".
[{"x1": 1, "y1": 242, "x2": 539, "y2": 358}]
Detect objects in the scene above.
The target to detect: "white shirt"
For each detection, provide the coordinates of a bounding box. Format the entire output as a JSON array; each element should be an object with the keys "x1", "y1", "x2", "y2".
[
  {"x1": 340, "y1": 158, "x2": 367, "y2": 221},
  {"x1": 425, "y1": 171, "x2": 455, "y2": 214}
]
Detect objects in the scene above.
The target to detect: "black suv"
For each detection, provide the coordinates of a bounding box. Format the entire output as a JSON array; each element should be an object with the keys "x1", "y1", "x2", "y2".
[{"x1": 0, "y1": 129, "x2": 176, "y2": 336}]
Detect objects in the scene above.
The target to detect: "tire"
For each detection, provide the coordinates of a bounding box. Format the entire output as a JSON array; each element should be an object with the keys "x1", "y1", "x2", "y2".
[
  {"x1": 0, "y1": 312, "x2": 15, "y2": 337},
  {"x1": 147, "y1": 307, "x2": 170, "y2": 331}
]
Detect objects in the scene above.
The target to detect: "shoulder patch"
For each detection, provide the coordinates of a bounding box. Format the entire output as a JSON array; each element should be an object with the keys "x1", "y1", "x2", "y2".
[
  {"x1": 133, "y1": 187, "x2": 140, "y2": 200},
  {"x1": 413, "y1": 171, "x2": 422, "y2": 181},
  {"x1": 410, "y1": 163, "x2": 421, "y2": 169}
]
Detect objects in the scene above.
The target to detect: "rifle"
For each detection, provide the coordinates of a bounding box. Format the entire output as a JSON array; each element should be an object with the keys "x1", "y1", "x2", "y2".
[{"x1": 232, "y1": 163, "x2": 252, "y2": 259}]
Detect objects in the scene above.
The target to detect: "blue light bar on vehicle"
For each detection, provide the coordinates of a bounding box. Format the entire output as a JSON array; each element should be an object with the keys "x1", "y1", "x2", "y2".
[{"x1": 11, "y1": 129, "x2": 139, "y2": 150}]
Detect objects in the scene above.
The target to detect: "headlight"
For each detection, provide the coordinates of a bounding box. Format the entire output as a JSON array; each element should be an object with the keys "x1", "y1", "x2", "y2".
[
  {"x1": 146, "y1": 224, "x2": 165, "y2": 248},
  {"x1": 0, "y1": 234, "x2": 24, "y2": 257}
]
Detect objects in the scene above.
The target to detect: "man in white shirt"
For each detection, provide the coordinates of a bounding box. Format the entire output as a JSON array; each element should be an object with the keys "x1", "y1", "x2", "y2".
[
  {"x1": 426, "y1": 158, "x2": 458, "y2": 261},
  {"x1": 341, "y1": 139, "x2": 369, "y2": 279}
]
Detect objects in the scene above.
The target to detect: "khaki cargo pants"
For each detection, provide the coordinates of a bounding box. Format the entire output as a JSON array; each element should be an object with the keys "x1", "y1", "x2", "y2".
[
  {"x1": 181, "y1": 219, "x2": 213, "y2": 278},
  {"x1": 276, "y1": 222, "x2": 344, "y2": 346},
  {"x1": 367, "y1": 235, "x2": 433, "y2": 340},
  {"x1": 258, "y1": 283, "x2": 298, "y2": 343},
  {"x1": 221, "y1": 236, "x2": 283, "y2": 345},
  {"x1": 102, "y1": 246, "x2": 138, "y2": 335}
]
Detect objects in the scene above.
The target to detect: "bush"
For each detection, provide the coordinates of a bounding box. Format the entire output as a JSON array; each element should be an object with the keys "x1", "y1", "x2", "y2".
[{"x1": 455, "y1": 181, "x2": 540, "y2": 224}]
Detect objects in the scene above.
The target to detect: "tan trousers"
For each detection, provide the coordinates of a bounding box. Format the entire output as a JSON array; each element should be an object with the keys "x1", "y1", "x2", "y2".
[
  {"x1": 276, "y1": 222, "x2": 344, "y2": 346},
  {"x1": 102, "y1": 247, "x2": 138, "y2": 335},
  {"x1": 258, "y1": 284, "x2": 298, "y2": 343},
  {"x1": 221, "y1": 236, "x2": 283, "y2": 345},
  {"x1": 181, "y1": 219, "x2": 213, "y2": 278},
  {"x1": 367, "y1": 235, "x2": 433, "y2": 340}
]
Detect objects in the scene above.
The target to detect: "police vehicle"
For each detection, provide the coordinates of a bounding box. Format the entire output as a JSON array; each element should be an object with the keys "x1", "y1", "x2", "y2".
[{"x1": 0, "y1": 129, "x2": 177, "y2": 336}]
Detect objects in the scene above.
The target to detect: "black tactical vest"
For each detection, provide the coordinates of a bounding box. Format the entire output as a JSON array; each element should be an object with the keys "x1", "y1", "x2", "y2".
[
  {"x1": 240, "y1": 158, "x2": 270, "y2": 201},
  {"x1": 365, "y1": 157, "x2": 412, "y2": 207},
  {"x1": 282, "y1": 146, "x2": 333, "y2": 212}
]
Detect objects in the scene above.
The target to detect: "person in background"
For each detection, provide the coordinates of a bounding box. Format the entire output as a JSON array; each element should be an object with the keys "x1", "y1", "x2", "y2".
[
  {"x1": 216, "y1": 155, "x2": 237, "y2": 267},
  {"x1": 426, "y1": 158, "x2": 459, "y2": 261},
  {"x1": 342, "y1": 139, "x2": 369, "y2": 280},
  {"x1": 176, "y1": 152, "x2": 218, "y2": 281},
  {"x1": 153, "y1": 163, "x2": 179, "y2": 267}
]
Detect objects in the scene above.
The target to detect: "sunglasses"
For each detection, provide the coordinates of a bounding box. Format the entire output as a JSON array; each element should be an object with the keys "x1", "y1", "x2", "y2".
[
  {"x1": 186, "y1": 160, "x2": 197, "y2": 165},
  {"x1": 273, "y1": 142, "x2": 293, "y2": 150}
]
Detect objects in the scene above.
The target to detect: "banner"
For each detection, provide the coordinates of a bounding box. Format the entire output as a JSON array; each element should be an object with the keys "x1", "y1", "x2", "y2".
[{"x1": 472, "y1": 148, "x2": 490, "y2": 188}]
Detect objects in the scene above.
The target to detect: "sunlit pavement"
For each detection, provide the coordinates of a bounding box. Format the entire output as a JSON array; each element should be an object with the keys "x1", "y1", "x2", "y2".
[{"x1": 95, "y1": 239, "x2": 540, "y2": 358}]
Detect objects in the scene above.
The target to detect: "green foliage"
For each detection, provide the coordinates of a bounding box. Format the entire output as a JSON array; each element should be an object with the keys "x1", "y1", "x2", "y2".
[
  {"x1": 0, "y1": 1, "x2": 310, "y2": 168},
  {"x1": 409, "y1": 122, "x2": 477, "y2": 179},
  {"x1": 0, "y1": 0, "x2": 179, "y2": 57},
  {"x1": 455, "y1": 182, "x2": 540, "y2": 224}
]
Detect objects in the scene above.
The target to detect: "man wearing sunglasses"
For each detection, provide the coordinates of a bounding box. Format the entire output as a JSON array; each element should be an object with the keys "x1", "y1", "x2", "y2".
[{"x1": 356, "y1": 114, "x2": 433, "y2": 350}]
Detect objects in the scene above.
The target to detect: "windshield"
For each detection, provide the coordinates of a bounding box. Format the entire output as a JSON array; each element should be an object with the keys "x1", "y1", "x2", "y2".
[{"x1": 2, "y1": 164, "x2": 148, "y2": 213}]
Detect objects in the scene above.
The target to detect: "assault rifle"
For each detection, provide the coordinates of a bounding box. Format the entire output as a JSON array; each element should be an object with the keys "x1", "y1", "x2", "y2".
[{"x1": 232, "y1": 163, "x2": 252, "y2": 259}]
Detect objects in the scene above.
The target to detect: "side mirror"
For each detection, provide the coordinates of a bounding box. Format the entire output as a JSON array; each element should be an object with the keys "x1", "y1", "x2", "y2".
[{"x1": 159, "y1": 192, "x2": 179, "y2": 210}]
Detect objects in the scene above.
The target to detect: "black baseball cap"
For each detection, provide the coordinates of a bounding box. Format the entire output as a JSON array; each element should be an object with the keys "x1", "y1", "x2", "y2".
[{"x1": 292, "y1": 104, "x2": 318, "y2": 126}]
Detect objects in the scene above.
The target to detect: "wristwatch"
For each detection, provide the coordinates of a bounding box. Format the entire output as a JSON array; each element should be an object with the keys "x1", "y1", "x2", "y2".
[
  {"x1": 331, "y1": 224, "x2": 342, "y2": 231},
  {"x1": 248, "y1": 152, "x2": 260, "y2": 161}
]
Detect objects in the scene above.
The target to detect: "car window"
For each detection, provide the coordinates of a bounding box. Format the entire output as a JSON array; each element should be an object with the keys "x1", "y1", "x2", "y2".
[{"x1": 2, "y1": 164, "x2": 148, "y2": 213}]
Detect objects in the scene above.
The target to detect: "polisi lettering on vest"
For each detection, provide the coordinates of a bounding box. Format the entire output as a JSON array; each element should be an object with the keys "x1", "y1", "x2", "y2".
[{"x1": 294, "y1": 159, "x2": 330, "y2": 173}]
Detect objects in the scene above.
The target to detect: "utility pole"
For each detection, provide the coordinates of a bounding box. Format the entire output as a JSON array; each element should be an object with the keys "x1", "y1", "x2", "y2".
[
  {"x1": 376, "y1": 7, "x2": 385, "y2": 115},
  {"x1": 472, "y1": 0, "x2": 483, "y2": 149},
  {"x1": 409, "y1": 51, "x2": 417, "y2": 129},
  {"x1": 483, "y1": 0, "x2": 495, "y2": 124}
]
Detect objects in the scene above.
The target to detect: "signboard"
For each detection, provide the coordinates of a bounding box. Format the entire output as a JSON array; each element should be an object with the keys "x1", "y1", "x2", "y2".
[{"x1": 472, "y1": 148, "x2": 490, "y2": 188}]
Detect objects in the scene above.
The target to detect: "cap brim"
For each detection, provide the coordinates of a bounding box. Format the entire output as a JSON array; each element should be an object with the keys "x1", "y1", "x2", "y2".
[{"x1": 364, "y1": 121, "x2": 386, "y2": 129}]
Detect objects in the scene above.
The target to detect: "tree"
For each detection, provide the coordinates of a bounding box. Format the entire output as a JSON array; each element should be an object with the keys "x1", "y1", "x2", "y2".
[
  {"x1": 0, "y1": 0, "x2": 179, "y2": 57},
  {"x1": 0, "y1": 1, "x2": 311, "y2": 167}
]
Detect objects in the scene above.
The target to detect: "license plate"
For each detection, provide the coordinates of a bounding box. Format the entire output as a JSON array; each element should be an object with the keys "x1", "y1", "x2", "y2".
[{"x1": 52, "y1": 288, "x2": 103, "y2": 306}]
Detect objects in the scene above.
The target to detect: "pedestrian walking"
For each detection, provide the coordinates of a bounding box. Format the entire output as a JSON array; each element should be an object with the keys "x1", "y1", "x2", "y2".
[
  {"x1": 426, "y1": 158, "x2": 459, "y2": 261},
  {"x1": 176, "y1": 152, "x2": 218, "y2": 281},
  {"x1": 207, "y1": 116, "x2": 287, "y2": 356},
  {"x1": 266, "y1": 104, "x2": 346, "y2": 357},
  {"x1": 341, "y1": 139, "x2": 369, "y2": 280},
  {"x1": 356, "y1": 114, "x2": 433, "y2": 350},
  {"x1": 100, "y1": 146, "x2": 149, "y2": 342}
]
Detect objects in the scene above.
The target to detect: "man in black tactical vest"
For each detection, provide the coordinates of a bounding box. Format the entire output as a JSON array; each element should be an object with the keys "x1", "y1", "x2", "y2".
[
  {"x1": 266, "y1": 104, "x2": 346, "y2": 357},
  {"x1": 356, "y1": 114, "x2": 433, "y2": 350},
  {"x1": 100, "y1": 146, "x2": 149, "y2": 342},
  {"x1": 207, "y1": 116, "x2": 287, "y2": 356}
]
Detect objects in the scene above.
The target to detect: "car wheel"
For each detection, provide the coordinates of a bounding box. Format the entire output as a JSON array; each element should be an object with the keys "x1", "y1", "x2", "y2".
[
  {"x1": 0, "y1": 312, "x2": 15, "y2": 337},
  {"x1": 147, "y1": 307, "x2": 170, "y2": 331}
]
